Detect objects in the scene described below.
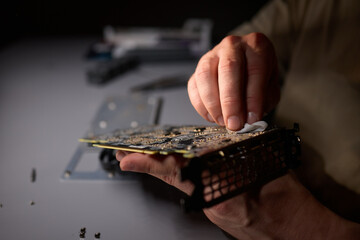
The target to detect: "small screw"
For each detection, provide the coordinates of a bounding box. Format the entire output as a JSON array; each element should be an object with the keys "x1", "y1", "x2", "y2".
[
  {"x1": 64, "y1": 170, "x2": 71, "y2": 178},
  {"x1": 79, "y1": 232, "x2": 85, "y2": 239},
  {"x1": 80, "y1": 227, "x2": 86, "y2": 233},
  {"x1": 31, "y1": 168, "x2": 37, "y2": 183},
  {"x1": 0, "y1": 203, "x2": 3, "y2": 208},
  {"x1": 30, "y1": 201, "x2": 35, "y2": 206},
  {"x1": 95, "y1": 232, "x2": 101, "y2": 239}
]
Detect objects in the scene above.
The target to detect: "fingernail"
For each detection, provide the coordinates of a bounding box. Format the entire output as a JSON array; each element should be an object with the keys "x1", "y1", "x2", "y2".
[
  {"x1": 207, "y1": 113, "x2": 214, "y2": 122},
  {"x1": 227, "y1": 116, "x2": 241, "y2": 130},
  {"x1": 116, "y1": 151, "x2": 125, "y2": 160},
  {"x1": 247, "y1": 112, "x2": 259, "y2": 124},
  {"x1": 217, "y1": 116, "x2": 225, "y2": 126}
]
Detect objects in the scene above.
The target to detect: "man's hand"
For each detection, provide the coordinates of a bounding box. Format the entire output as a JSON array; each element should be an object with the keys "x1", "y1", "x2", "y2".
[
  {"x1": 116, "y1": 151, "x2": 194, "y2": 195},
  {"x1": 114, "y1": 34, "x2": 360, "y2": 239},
  {"x1": 116, "y1": 151, "x2": 357, "y2": 240},
  {"x1": 188, "y1": 33, "x2": 280, "y2": 130}
]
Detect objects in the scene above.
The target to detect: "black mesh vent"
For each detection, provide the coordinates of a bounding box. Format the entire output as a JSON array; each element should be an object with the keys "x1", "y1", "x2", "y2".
[{"x1": 181, "y1": 125, "x2": 301, "y2": 211}]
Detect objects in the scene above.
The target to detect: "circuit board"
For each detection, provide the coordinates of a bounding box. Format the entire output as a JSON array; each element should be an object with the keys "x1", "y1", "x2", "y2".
[{"x1": 80, "y1": 125, "x2": 265, "y2": 158}]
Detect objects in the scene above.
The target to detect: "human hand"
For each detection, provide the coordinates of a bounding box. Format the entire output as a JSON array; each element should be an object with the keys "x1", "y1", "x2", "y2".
[
  {"x1": 188, "y1": 33, "x2": 280, "y2": 130},
  {"x1": 114, "y1": 33, "x2": 359, "y2": 239},
  {"x1": 116, "y1": 151, "x2": 343, "y2": 240}
]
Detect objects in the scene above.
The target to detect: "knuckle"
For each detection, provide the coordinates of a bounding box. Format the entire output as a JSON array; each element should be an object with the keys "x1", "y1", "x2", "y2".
[
  {"x1": 210, "y1": 201, "x2": 234, "y2": 217},
  {"x1": 218, "y1": 58, "x2": 239, "y2": 73},
  {"x1": 190, "y1": 96, "x2": 202, "y2": 108},
  {"x1": 246, "y1": 94, "x2": 261, "y2": 103},
  {"x1": 246, "y1": 94, "x2": 264, "y2": 110},
  {"x1": 196, "y1": 65, "x2": 211, "y2": 79},
  {"x1": 221, "y1": 95, "x2": 241, "y2": 106},
  {"x1": 161, "y1": 175, "x2": 174, "y2": 186},
  {"x1": 221, "y1": 35, "x2": 242, "y2": 46},
  {"x1": 205, "y1": 98, "x2": 220, "y2": 110},
  {"x1": 247, "y1": 64, "x2": 264, "y2": 77},
  {"x1": 160, "y1": 167, "x2": 178, "y2": 186},
  {"x1": 246, "y1": 32, "x2": 272, "y2": 53},
  {"x1": 196, "y1": 57, "x2": 215, "y2": 80},
  {"x1": 248, "y1": 32, "x2": 269, "y2": 46},
  {"x1": 187, "y1": 76, "x2": 195, "y2": 92}
]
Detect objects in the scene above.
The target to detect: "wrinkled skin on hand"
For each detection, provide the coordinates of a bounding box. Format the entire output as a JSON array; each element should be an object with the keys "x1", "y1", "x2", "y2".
[
  {"x1": 116, "y1": 151, "x2": 336, "y2": 240},
  {"x1": 188, "y1": 33, "x2": 280, "y2": 131}
]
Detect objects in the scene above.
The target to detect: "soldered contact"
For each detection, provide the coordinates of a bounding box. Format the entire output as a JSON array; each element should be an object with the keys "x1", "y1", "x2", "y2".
[{"x1": 80, "y1": 125, "x2": 264, "y2": 158}]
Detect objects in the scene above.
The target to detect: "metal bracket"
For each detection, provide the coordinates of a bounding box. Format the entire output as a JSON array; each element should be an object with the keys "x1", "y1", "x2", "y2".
[{"x1": 61, "y1": 94, "x2": 162, "y2": 181}]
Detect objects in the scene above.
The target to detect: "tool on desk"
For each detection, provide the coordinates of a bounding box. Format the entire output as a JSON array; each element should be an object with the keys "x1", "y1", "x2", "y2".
[
  {"x1": 85, "y1": 19, "x2": 212, "y2": 85},
  {"x1": 86, "y1": 42, "x2": 113, "y2": 61},
  {"x1": 86, "y1": 56, "x2": 140, "y2": 85},
  {"x1": 131, "y1": 75, "x2": 189, "y2": 92},
  {"x1": 104, "y1": 19, "x2": 212, "y2": 61},
  {"x1": 31, "y1": 168, "x2": 36, "y2": 183}
]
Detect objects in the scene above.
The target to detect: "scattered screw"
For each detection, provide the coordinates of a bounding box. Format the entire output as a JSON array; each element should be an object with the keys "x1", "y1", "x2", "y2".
[
  {"x1": 31, "y1": 168, "x2": 37, "y2": 183},
  {"x1": 79, "y1": 232, "x2": 86, "y2": 239},
  {"x1": 95, "y1": 232, "x2": 101, "y2": 239},
  {"x1": 80, "y1": 227, "x2": 86, "y2": 233},
  {"x1": 30, "y1": 201, "x2": 35, "y2": 206},
  {"x1": 64, "y1": 170, "x2": 71, "y2": 178}
]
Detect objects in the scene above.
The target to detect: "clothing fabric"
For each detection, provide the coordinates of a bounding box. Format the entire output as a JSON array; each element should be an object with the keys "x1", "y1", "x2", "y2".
[{"x1": 231, "y1": 0, "x2": 360, "y2": 221}]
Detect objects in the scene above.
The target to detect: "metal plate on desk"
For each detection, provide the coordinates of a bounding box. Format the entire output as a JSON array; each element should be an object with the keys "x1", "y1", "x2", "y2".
[{"x1": 62, "y1": 94, "x2": 161, "y2": 180}]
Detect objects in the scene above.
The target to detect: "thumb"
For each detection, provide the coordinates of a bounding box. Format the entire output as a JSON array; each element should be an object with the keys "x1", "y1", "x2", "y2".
[{"x1": 116, "y1": 152, "x2": 194, "y2": 195}]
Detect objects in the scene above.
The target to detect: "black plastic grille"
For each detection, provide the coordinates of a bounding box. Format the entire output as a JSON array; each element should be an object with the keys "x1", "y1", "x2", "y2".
[{"x1": 181, "y1": 125, "x2": 301, "y2": 211}]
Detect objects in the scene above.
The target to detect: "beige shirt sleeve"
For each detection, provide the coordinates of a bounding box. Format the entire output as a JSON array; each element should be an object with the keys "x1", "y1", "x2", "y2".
[
  {"x1": 229, "y1": 0, "x2": 360, "y2": 202},
  {"x1": 230, "y1": 0, "x2": 303, "y2": 74}
]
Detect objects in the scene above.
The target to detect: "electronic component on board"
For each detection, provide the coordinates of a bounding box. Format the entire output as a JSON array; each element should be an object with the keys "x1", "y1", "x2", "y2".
[{"x1": 80, "y1": 124, "x2": 301, "y2": 211}]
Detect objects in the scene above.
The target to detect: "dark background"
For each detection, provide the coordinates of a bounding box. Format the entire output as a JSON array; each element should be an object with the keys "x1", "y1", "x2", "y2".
[{"x1": 0, "y1": 0, "x2": 269, "y2": 48}]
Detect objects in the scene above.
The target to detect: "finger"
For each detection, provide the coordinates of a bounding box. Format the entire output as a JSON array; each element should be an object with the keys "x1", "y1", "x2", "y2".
[
  {"x1": 116, "y1": 151, "x2": 125, "y2": 160},
  {"x1": 115, "y1": 150, "x2": 129, "y2": 161},
  {"x1": 119, "y1": 153, "x2": 179, "y2": 175},
  {"x1": 118, "y1": 153, "x2": 194, "y2": 195},
  {"x1": 195, "y1": 52, "x2": 224, "y2": 126},
  {"x1": 242, "y1": 33, "x2": 275, "y2": 123},
  {"x1": 217, "y1": 36, "x2": 246, "y2": 130},
  {"x1": 188, "y1": 74, "x2": 214, "y2": 122}
]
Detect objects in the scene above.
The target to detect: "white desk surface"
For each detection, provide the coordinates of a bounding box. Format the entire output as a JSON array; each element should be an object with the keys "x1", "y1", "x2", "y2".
[{"x1": 0, "y1": 37, "x2": 227, "y2": 239}]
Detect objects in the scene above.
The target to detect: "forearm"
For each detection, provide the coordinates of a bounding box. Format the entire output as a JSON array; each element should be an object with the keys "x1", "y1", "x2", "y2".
[
  {"x1": 204, "y1": 173, "x2": 360, "y2": 240},
  {"x1": 284, "y1": 194, "x2": 360, "y2": 240},
  {"x1": 116, "y1": 149, "x2": 360, "y2": 239}
]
